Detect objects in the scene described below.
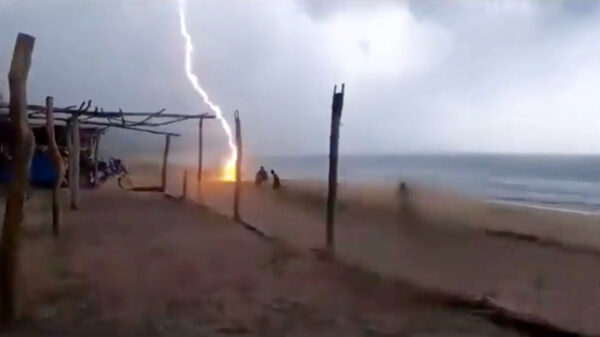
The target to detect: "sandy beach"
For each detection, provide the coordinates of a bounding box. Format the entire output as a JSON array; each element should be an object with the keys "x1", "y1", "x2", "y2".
[
  {"x1": 143, "y1": 162, "x2": 600, "y2": 336},
  {"x1": 0, "y1": 177, "x2": 528, "y2": 336}
]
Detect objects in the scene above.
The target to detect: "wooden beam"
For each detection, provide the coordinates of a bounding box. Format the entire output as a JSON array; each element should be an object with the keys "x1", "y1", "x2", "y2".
[
  {"x1": 69, "y1": 114, "x2": 80, "y2": 210},
  {"x1": 45, "y1": 96, "x2": 64, "y2": 236},
  {"x1": 326, "y1": 84, "x2": 345, "y2": 251},
  {"x1": 197, "y1": 118, "x2": 203, "y2": 182},
  {"x1": 0, "y1": 32, "x2": 36, "y2": 327},
  {"x1": 233, "y1": 110, "x2": 242, "y2": 221},
  {"x1": 161, "y1": 134, "x2": 171, "y2": 192},
  {"x1": 27, "y1": 117, "x2": 182, "y2": 137},
  {"x1": 18, "y1": 105, "x2": 216, "y2": 119}
]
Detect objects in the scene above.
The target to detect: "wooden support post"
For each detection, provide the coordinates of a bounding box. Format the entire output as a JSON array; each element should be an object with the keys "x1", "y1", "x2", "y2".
[
  {"x1": 69, "y1": 114, "x2": 80, "y2": 210},
  {"x1": 326, "y1": 83, "x2": 345, "y2": 251},
  {"x1": 233, "y1": 110, "x2": 242, "y2": 221},
  {"x1": 182, "y1": 170, "x2": 188, "y2": 200},
  {"x1": 93, "y1": 134, "x2": 101, "y2": 187},
  {"x1": 65, "y1": 119, "x2": 72, "y2": 190},
  {"x1": 197, "y1": 118, "x2": 203, "y2": 183},
  {"x1": 161, "y1": 134, "x2": 171, "y2": 192},
  {"x1": 0, "y1": 32, "x2": 35, "y2": 327},
  {"x1": 45, "y1": 96, "x2": 64, "y2": 236}
]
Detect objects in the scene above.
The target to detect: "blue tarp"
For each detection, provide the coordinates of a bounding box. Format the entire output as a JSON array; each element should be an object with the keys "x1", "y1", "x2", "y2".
[{"x1": 0, "y1": 152, "x2": 58, "y2": 187}]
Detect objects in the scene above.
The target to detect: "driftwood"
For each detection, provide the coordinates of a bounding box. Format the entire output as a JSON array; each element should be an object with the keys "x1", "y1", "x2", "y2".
[
  {"x1": 45, "y1": 96, "x2": 64, "y2": 236},
  {"x1": 0, "y1": 33, "x2": 36, "y2": 327},
  {"x1": 69, "y1": 114, "x2": 80, "y2": 210},
  {"x1": 233, "y1": 110, "x2": 242, "y2": 221},
  {"x1": 129, "y1": 186, "x2": 163, "y2": 192},
  {"x1": 326, "y1": 84, "x2": 344, "y2": 250},
  {"x1": 161, "y1": 135, "x2": 171, "y2": 192}
]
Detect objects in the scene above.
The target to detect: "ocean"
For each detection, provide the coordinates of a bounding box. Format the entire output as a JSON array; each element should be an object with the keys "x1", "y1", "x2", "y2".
[{"x1": 255, "y1": 154, "x2": 600, "y2": 214}]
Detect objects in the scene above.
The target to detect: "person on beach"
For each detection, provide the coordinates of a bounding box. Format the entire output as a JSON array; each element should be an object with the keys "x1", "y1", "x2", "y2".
[
  {"x1": 255, "y1": 166, "x2": 268, "y2": 185},
  {"x1": 397, "y1": 181, "x2": 411, "y2": 215},
  {"x1": 271, "y1": 169, "x2": 281, "y2": 190}
]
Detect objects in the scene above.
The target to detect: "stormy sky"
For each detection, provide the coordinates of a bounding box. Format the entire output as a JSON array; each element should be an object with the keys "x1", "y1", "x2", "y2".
[{"x1": 1, "y1": 0, "x2": 600, "y2": 166}]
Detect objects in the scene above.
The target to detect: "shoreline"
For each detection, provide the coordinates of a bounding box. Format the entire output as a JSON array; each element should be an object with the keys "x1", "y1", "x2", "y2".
[{"x1": 487, "y1": 198, "x2": 600, "y2": 217}]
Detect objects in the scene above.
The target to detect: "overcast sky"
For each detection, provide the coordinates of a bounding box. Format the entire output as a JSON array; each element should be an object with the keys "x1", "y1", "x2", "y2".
[{"x1": 1, "y1": 0, "x2": 600, "y2": 165}]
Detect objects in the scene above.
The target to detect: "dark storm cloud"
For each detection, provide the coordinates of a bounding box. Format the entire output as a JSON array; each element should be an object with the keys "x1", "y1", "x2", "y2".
[{"x1": 1, "y1": 0, "x2": 600, "y2": 160}]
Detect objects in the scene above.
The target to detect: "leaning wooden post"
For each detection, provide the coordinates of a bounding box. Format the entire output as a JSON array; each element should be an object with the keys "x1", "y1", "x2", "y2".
[
  {"x1": 161, "y1": 134, "x2": 171, "y2": 192},
  {"x1": 0, "y1": 32, "x2": 35, "y2": 327},
  {"x1": 197, "y1": 118, "x2": 203, "y2": 183},
  {"x1": 93, "y1": 134, "x2": 101, "y2": 187},
  {"x1": 45, "y1": 96, "x2": 64, "y2": 236},
  {"x1": 69, "y1": 114, "x2": 80, "y2": 210},
  {"x1": 233, "y1": 110, "x2": 242, "y2": 221},
  {"x1": 326, "y1": 83, "x2": 345, "y2": 251}
]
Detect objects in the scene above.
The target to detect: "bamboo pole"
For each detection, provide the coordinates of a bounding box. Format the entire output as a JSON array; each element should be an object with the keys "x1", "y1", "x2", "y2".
[
  {"x1": 0, "y1": 32, "x2": 36, "y2": 327},
  {"x1": 326, "y1": 84, "x2": 345, "y2": 251},
  {"x1": 45, "y1": 96, "x2": 64, "y2": 236},
  {"x1": 233, "y1": 110, "x2": 242, "y2": 221},
  {"x1": 69, "y1": 114, "x2": 80, "y2": 210},
  {"x1": 161, "y1": 134, "x2": 171, "y2": 192}
]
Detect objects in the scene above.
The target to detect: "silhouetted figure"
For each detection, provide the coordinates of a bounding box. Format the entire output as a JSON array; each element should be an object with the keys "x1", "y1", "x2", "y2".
[
  {"x1": 255, "y1": 166, "x2": 268, "y2": 185},
  {"x1": 271, "y1": 169, "x2": 281, "y2": 190},
  {"x1": 397, "y1": 181, "x2": 411, "y2": 215}
]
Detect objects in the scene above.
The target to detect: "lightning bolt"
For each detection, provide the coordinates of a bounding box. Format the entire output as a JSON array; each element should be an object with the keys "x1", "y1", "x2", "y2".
[{"x1": 178, "y1": 0, "x2": 237, "y2": 181}]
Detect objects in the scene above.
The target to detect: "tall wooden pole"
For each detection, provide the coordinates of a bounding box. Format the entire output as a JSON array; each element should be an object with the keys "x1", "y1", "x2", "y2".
[
  {"x1": 197, "y1": 118, "x2": 203, "y2": 183},
  {"x1": 93, "y1": 134, "x2": 101, "y2": 187},
  {"x1": 69, "y1": 114, "x2": 80, "y2": 210},
  {"x1": 45, "y1": 96, "x2": 64, "y2": 236},
  {"x1": 0, "y1": 33, "x2": 35, "y2": 327},
  {"x1": 161, "y1": 134, "x2": 171, "y2": 192},
  {"x1": 233, "y1": 110, "x2": 242, "y2": 221},
  {"x1": 326, "y1": 84, "x2": 345, "y2": 251},
  {"x1": 182, "y1": 170, "x2": 188, "y2": 200}
]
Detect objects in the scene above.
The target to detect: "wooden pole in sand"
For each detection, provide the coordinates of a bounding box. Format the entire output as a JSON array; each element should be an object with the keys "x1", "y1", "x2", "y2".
[
  {"x1": 45, "y1": 96, "x2": 64, "y2": 236},
  {"x1": 326, "y1": 83, "x2": 344, "y2": 250},
  {"x1": 161, "y1": 134, "x2": 171, "y2": 192},
  {"x1": 69, "y1": 114, "x2": 80, "y2": 210},
  {"x1": 93, "y1": 134, "x2": 101, "y2": 187},
  {"x1": 197, "y1": 118, "x2": 203, "y2": 183},
  {"x1": 233, "y1": 110, "x2": 242, "y2": 221},
  {"x1": 0, "y1": 32, "x2": 35, "y2": 327},
  {"x1": 182, "y1": 170, "x2": 188, "y2": 200}
]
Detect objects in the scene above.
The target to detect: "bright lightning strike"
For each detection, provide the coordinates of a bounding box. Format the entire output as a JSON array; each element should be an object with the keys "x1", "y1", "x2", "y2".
[{"x1": 178, "y1": 0, "x2": 237, "y2": 181}]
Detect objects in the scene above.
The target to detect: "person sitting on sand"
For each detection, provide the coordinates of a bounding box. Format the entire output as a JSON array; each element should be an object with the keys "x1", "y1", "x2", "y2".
[
  {"x1": 255, "y1": 166, "x2": 268, "y2": 185},
  {"x1": 271, "y1": 169, "x2": 281, "y2": 190}
]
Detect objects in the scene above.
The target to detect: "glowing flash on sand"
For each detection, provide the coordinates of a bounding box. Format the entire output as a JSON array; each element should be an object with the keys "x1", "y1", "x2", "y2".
[{"x1": 178, "y1": 0, "x2": 237, "y2": 181}]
